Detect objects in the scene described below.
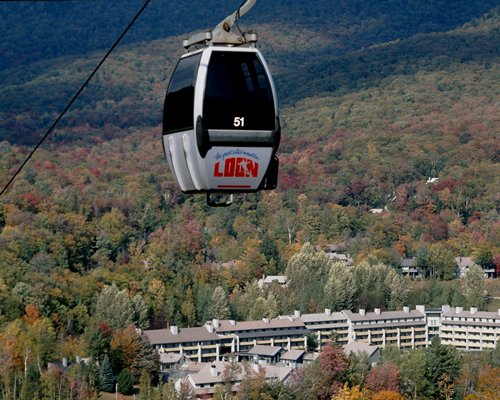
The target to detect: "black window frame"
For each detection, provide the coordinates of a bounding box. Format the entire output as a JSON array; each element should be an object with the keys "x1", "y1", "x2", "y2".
[
  {"x1": 163, "y1": 52, "x2": 202, "y2": 134},
  {"x1": 202, "y1": 50, "x2": 275, "y2": 131}
]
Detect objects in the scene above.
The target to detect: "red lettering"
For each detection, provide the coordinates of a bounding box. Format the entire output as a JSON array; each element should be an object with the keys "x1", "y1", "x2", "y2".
[
  {"x1": 247, "y1": 160, "x2": 258, "y2": 177},
  {"x1": 214, "y1": 161, "x2": 223, "y2": 177},
  {"x1": 214, "y1": 157, "x2": 259, "y2": 178},
  {"x1": 235, "y1": 158, "x2": 244, "y2": 177},
  {"x1": 224, "y1": 158, "x2": 236, "y2": 176}
]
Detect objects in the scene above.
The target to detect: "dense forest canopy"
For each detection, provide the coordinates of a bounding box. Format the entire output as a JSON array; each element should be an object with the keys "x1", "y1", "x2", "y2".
[
  {"x1": 0, "y1": 2, "x2": 499, "y2": 399},
  {"x1": 1, "y1": 0, "x2": 499, "y2": 70}
]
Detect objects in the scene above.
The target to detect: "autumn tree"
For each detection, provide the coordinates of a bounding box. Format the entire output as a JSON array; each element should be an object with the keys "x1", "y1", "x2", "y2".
[
  {"x1": 95, "y1": 208, "x2": 132, "y2": 261},
  {"x1": 464, "y1": 365, "x2": 500, "y2": 400},
  {"x1": 110, "y1": 325, "x2": 142, "y2": 375},
  {"x1": 372, "y1": 390, "x2": 404, "y2": 400},
  {"x1": 332, "y1": 383, "x2": 370, "y2": 400},
  {"x1": 365, "y1": 362, "x2": 400, "y2": 393},
  {"x1": 318, "y1": 344, "x2": 348, "y2": 399}
]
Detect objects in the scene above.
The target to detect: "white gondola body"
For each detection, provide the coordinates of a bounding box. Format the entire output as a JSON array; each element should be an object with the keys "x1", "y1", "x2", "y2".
[{"x1": 162, "y1": 46, "x2": 279, "y2": 193}]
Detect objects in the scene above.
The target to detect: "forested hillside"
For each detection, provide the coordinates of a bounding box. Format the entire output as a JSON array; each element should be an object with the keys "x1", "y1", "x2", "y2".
[
  {"x1": 1, "y1": 0, "x2": 498, "y2": 70},
  {"x1": 0, "y1": 2, "x2": 499, "y2": 399}
]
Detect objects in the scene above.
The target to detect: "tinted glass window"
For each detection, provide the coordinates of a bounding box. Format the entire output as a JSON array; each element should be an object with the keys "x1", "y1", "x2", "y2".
[
  {"x1": 163, "y1": 53, "x2": 202, "y2": 133},
  {"x1": 203, "y1": 51, "x2": 275, "y2": 130}
]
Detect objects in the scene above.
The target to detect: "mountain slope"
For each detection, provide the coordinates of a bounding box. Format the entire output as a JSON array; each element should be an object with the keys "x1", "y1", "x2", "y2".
[{"x1": 1, "y1": 0, "x2": 498, "y2": 70}]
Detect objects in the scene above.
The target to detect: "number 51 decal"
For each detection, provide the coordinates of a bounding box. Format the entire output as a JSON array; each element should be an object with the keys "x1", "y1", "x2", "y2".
[{"x1": 233, "y1": 117, "x2": 245, "y2": 127}]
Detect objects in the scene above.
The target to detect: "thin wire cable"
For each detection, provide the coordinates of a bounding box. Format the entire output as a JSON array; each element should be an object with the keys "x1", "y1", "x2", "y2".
[{"x1": 0, "y1": 0, "x2": 152, "y2": 197}]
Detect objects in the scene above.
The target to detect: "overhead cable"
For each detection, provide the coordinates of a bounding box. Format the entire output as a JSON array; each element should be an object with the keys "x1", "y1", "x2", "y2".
[{"x1": 0, "y1": 0, "x2": 152, "y2": 197}]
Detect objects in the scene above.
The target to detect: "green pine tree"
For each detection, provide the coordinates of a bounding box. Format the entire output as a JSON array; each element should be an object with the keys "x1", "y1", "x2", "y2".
[
  {"x1": 99, "y1": 354, "x2": 115, "y2": 393},
  {"x1": 117, "y1": 369, "x2": 134, "y2": 395}
]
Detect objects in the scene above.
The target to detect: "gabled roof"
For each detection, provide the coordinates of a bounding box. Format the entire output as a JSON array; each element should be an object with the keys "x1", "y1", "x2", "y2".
[
  {"x1": 303, "y1": 352, "x2": 319, "y2": 361},
  {"x1": 343, "y1": 342, "x2": 379, "y2": 358},
  {"x1": 281, "y1": 350, "x2": 305, "y2": 361},
  {"x1": 188, "y1": 361, "x2": 293, "y2": 386},
  {"x1": 246, "y1": 345, "x2": 284, "y2": 357},
  {"x1": 159, "y1": 352, "x2": 185, "y2": 365}
]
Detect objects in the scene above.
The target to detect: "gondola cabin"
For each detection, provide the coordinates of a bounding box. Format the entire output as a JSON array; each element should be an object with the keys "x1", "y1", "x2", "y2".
[{"x1": 162, "y1": 46, "x2": 280, "y2": 198}]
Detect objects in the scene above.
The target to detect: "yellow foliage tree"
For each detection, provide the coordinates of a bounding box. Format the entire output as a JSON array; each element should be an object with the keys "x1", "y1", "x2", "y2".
[
  {"x1": 464, "y1": 366, "x2": 500, "y2": 400},
  {"x1": 371, "y1": 390, "x2": 404, "y2": 400},
  {"x1": 332, "y1": 382, "x2": 370, "y2": 400}
]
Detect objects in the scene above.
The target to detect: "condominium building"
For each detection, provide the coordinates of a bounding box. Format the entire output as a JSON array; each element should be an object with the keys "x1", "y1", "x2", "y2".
[
  {"x1": 424, "y1": 307, "x2": 443, "y2": 342},
  {"x1": 145, "y1": 317, "x2": 309, "y2": 363},
  {"x1": 206, "y1": 317, "x2": 309, "y2": 353},
  {"x1": 144, "y1": 305, "x2": 500, "y2": 365},
  {"x1": 288, "y1": 309, "x2": 350, "y2": 347},
  {"x1": 440, "y1": 306, "x2": 500, "y2": 351},
  {"x1": 144, "y1": 325, "x2": 222, "y2": 363},
  {"x1": 342, "y1": 306, "x2": 427, "y2": 349}
]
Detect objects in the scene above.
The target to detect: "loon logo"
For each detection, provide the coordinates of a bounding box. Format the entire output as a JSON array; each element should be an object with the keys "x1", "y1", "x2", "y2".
[{"x1": 214, "y1": 157, "x2": 259, "y2": 178}]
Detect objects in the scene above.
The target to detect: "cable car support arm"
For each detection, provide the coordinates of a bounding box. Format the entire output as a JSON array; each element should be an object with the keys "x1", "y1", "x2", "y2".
[{"x1": 183, "y1": 0, "x2": 258, "y2": 49}]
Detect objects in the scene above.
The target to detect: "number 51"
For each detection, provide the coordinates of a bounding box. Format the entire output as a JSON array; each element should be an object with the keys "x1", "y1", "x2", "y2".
[{"x1": 234, "y1": 117, "x2": 245, "y2": 127}]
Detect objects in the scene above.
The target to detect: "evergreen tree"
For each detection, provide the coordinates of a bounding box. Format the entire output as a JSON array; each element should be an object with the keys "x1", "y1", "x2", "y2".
[
  {"x1": 117, "y1": 369, "x2": 134, "y2": 395},
  {"x1": 400, "y1": 348, "x2": 428, "y2": 399},
  {"x1": 424, "y1": 337, "x2": 461, "y2": 399},
  {"x1": 99, "y1": 354, "x2": 115, "y2": 393}
]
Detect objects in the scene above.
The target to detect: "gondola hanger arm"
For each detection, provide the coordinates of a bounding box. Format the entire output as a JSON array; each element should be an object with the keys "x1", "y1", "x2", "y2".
[{"x1": 183, "y1": 0, "x2": 258, "y2": 49}]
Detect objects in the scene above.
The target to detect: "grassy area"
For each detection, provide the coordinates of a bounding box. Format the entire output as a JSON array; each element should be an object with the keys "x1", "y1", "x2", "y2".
[{"x1": 485, "y1": 279, "x2": 500, "y2": 298}]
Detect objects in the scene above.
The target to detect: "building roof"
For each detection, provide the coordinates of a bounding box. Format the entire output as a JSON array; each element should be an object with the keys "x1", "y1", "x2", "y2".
[
  {"x1": 144, "y1": 326, "x2": 220, "y2": 345},
  {"x1": 159, "y1": 352, "x2": 185, "y2": 365},
  {"x1": 455, "y1": 257, "x2": 476, "y2": 269},
  {"x1": 188, "y1": 361, "x2": 293, "y2": 386},
  {"x1": 258, "y1": 275, "x2": 288, "y2": 289},
  {"x1": 247, "y1": 345, "x2": 284, "y2": 357},
  {"x1": 299, "y1": 311, "x2": 347, "y2": 324},
  {"x1": 263, "y1": 275, "x2": 288, "y2": 284},
  {"x1": 281, "y1": 350, "x2": 305, "y2": 361},
  {"x1": 400, "y1": 258, "x2": 416, "y2": 268},
  {"x1": 303, "y1": 352, "x2": 319, "y2": 362},
  {"x1": 343, "y1": 342, "x2": 379, "y2": 358},
  {"x1": 442, "y1": 307, "x2": 500, "y2": 321},
  {"x1": 325, "y1": 252, "x2": 354, "y2": 265},
  {"x1": 343, "y1": 309, "x2": 425, "y2": 322},
  {"x1": 214, "y1": 318, "x2": 306, "y2": 333}
]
